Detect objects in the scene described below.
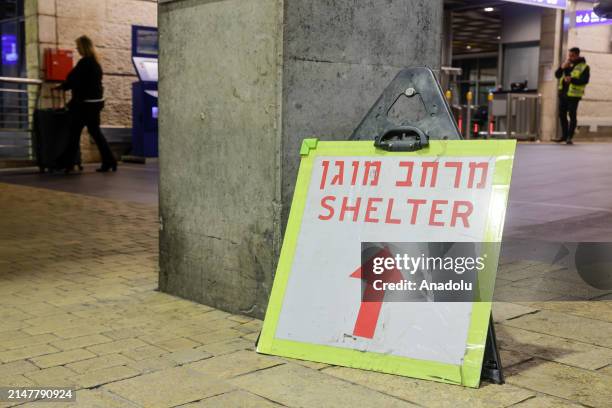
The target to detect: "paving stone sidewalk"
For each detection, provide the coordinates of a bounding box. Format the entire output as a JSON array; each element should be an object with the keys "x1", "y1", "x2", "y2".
[{"x1": 0, "y1": 182, "x2": 610, "y2": 407}]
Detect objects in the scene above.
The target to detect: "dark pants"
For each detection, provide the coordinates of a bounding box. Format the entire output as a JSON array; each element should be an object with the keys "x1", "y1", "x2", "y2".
[
  {"x1": 63, "y1": 102, "x2": 116, "y2": 168},
  {"x1": 559, "y1": 96, "x2": 580, "y2": 141}
]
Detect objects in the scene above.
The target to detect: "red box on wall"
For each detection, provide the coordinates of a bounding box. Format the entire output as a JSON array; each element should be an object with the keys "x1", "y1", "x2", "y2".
[{"x1": 44, "y1": 49, "x2": 74, "y2": 81}]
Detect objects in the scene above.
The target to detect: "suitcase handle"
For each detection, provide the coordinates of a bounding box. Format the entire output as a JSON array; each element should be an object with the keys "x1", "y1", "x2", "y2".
[{"x1": 50, "y1": 88, "x2": 66, "y2": 109}]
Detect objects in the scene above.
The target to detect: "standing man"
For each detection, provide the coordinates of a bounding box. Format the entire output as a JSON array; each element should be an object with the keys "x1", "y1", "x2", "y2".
[{"x1": 555, "y1": 47, "x2": 590, "y2": 145}]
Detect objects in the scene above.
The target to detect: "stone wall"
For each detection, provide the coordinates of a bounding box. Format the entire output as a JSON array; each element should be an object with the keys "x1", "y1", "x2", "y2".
[
  {"x1": 570, "y1": 25, "x2": 612, "y2": 117},
  {"x1": 26, "y1": 0, "x2": 157, "y2": 162},
  {"x1": 569, "y1": 1, "x2": 612, "y2": 137}
]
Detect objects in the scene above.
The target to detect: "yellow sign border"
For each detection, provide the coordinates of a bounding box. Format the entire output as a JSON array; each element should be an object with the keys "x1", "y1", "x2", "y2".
[{"x1": 257, "y1": 139, "x2": 516, "y2": 388}]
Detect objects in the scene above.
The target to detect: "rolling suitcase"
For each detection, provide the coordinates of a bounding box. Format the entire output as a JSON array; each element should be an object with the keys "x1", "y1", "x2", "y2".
[{"x1": 32, "y1": 89, "x2": 82, "y2": 173}]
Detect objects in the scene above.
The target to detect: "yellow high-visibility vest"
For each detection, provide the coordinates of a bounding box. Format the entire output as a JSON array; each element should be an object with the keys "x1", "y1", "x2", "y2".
[{"x1": 559, "y1": 62, "x2": 588, "y2": 98}]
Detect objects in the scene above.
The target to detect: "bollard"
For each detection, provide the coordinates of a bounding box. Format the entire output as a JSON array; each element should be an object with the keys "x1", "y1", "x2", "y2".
[
  {"x1": 465, "y1": 91, "x2": 473, "y2": 139},
  {"x1": 445, "y1": 89, "x2": 460, "y2": 135},
  {"x1": 487, "y1": 92, "x2": 494, "y2": 139}
]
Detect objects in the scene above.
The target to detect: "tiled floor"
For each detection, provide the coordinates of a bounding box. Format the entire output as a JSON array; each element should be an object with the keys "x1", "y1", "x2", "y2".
[
  {"x1": 0, "y1": 161, "x2": 159, "y2": 206},
  {"x1": 504, "y1": 143, "x2": 612, "y2": 241},
  {"x1": 0, "y1": 144, "x2": 611, "y2": 407}
]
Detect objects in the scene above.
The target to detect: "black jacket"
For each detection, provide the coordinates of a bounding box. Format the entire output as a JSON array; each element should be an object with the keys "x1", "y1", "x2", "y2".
[
  {"x1": 60, "y1": 56, "x2": 104, "y2": 106},
  {"x1": 555, "y1": 57, "x2": 590, "y2": 97}
]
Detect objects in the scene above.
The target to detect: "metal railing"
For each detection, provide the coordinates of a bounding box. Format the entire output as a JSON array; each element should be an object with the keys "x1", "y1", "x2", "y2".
[
  {"x1": 505, "y1": 93, "x2": 541, "y2": 140},
  {"x1": 0, "y1": 76, "x2": 43, "y2": 162},
  {"x1": 486, "y1": 92, "x2": 542, "y2": 140},
  {"x1": 447, "y1": 90, "x2": 542, "y2": 140}
]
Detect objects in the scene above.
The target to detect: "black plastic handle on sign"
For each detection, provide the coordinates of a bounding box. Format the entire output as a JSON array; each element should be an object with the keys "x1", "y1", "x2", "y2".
[{"x1": 374, "y1": 126, "x2": 429, "y2": 152}]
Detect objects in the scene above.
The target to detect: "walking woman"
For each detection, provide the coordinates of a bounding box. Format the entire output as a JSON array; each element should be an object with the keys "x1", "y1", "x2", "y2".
[{"x1": 59, "y1": 35, "x2": 117, "y2": 172}]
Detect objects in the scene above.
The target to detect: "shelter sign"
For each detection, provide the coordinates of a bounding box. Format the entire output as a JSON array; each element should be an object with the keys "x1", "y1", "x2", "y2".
[{"x1": 257, "y1": 139, "x2": 516, "y2": 388}]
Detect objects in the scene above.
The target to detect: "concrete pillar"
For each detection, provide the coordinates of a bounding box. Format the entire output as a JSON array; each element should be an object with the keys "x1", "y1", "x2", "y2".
[
  {"x1": 158, "y1": 0, "x2": 444, "y2": 318},
  {"x1": 440, "y1": 9, "x2": 453, "y2": 91},
  {"x1": 537, "y1": 9, "x2": 564, "y2": 141}
]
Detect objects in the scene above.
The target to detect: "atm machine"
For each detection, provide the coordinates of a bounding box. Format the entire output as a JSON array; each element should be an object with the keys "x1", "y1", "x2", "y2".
[{"x1": 130, "y1": 26, "x2": 158, "y2": 158}]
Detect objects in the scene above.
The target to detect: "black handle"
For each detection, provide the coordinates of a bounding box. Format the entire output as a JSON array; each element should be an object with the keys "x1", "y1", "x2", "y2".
[
  {"x1": 374, "y1": 126, "x2": 429, "y2": 152},
  {"x1": 50, "y1": 88, "x2": 66, "y2": 109}
]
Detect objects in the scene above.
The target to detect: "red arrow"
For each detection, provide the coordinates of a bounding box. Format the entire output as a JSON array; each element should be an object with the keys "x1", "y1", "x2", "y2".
[{"x1": 350, "y1": 247, "x2": 404, "y2": 339}]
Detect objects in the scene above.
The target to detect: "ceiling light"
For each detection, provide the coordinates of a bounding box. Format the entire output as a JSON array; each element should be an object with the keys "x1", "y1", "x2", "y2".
[
  {"x1": 466, "y1": 45, "x2": 472, "y2": 49},
  {"x1": 484, "y1": 7, "x2": 494, "y2": 12}
]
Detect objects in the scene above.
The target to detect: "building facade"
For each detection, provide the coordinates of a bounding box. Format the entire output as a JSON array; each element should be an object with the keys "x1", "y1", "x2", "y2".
[{"x1": 24, "y1": 0, "x2": 157, "y2": 161}]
